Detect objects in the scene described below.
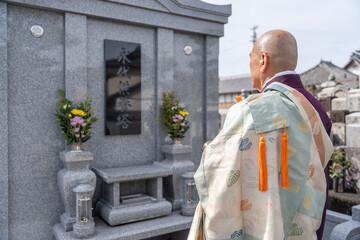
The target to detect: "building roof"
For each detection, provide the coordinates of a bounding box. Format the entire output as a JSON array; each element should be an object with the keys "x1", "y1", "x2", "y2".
[
  {"x1": 219, "y1": 73, "x2": 256, "y2": 94},
  {"x1": 300, "y1": 60, "x2": 358, "y2": 88},
  {"x1": 344, "y1": 51, "x2": 360, "y2": 69}
]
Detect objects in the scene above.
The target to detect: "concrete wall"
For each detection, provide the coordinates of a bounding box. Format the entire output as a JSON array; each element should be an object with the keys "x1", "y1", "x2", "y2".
[{"x1": 0, "y1": 0, "x2": 230, "y2": 239}]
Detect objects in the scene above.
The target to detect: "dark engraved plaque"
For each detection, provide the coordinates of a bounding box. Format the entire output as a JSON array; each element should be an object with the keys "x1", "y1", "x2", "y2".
[{"x1": 104, "y1": 39, "x2": 141, "y2": 135}]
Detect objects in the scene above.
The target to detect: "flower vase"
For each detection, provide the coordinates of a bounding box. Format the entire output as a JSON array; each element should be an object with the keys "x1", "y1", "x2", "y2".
[
  {"x1": 70, "y1": 142, "x2": 82, "y2": 151},
  {"x1": 173, "y1": 138, "x2": 182, "y2": 145}
]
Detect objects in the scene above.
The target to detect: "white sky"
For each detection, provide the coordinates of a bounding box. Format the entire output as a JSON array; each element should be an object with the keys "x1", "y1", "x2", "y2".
[{"x1": 201, "y1": 0, "x2": 360, "y2": 77}]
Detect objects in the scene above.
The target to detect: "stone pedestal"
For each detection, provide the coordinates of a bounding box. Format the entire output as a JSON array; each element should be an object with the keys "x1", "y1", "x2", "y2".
[
  {"x1": 93, "y1": 164, "x2": 172, "y2": 226},
  {"x1": 57, "y1": 150, "x2": 96, "y2": 231},
  {"x1": 346, "y1": 124, "x2": 360, "y2": 148},
  {"x1": 332, "y1": 97, "x2": 348, "y2": 111},
  {"x1": 154, "y1": 144, "x2": 194, "y2": 210},
  {"x1": 332, "y1": 123, "x2": 346, "y2": 146}
]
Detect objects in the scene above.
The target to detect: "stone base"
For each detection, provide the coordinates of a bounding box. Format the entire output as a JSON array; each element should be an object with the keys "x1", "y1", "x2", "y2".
[
  {"x1": 96, "y1": 199, "x2": 172, "y2": 226},
  {"x1": 53, "y1": 211, "x2": 193, "y2": 240},
  {"x1": 167, "y1": 198, "x2": 184, "y2": 211},
  {"x1": 181, "y1": 203, "x2": 197, "y2": 216},
  {"x1": 60, "y1": 213, "x2": 76, "y2": 232},
  {"x1": 73, "y1": 221, "x2": 95, "y2": 239}
]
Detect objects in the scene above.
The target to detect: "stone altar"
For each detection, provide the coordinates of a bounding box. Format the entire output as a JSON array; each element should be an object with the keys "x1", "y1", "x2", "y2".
[{"x1": 93, "y1": 164, "x2": 173, "y2": 226}]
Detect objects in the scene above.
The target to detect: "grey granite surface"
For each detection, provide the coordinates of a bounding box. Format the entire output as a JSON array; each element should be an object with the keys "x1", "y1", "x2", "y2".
[
  {"x1": 54, "y1": 211, "x2": 193, "y2": 240},
  {"x1": 4, "y1": 0, "x2": 228, "y2": 36},
  {"x1": 7, "y1": 5, "x2": 64, "y2": 240},
  {"x1": 0, "y1": 2, "x2": 8, "y2": 239},
  {"x1": 204, "y1": 36, "x2": 220, "y2": 143},
  {"x1": 58, "y1": 151, "x2": 96, "y2": 231},
  {"x1": 86, "y1": 18, "x2": 157, "y2": 169},
  {"x1": 155, "y1": 28, "x2": 174, "y2": 162},
  {"x1": 93, "y1": 164, "x2": 172, "y2": 183},
  {"x1": 173, "y1": 32, "x2": 205, "y2": 168},
  {"x1": 96, "y1": 199, "x2": 172, "y2": 226},
  {"x1": 105, "y1": 0, "x2": 231, "y2": 23},
  {"x1": 65, "y1": 13, "x2": 87, "y2": 103},
  {"x1": 324, "y1": 210, "x2": 352, "y2": 240}
]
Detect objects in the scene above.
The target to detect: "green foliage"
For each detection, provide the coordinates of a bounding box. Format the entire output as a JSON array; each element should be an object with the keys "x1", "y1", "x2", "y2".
[
  {"x1": 329, "y1": 151, "x2": 351, "y2": 179},
  {"x1": 305, "y1": 85, "x2": 321, "y2": 97},
  {"x1": 157, "y1": 91, "x2": 190, "y2": 139},
  {"x1": 55, "y1": 89, "x2": 99, "y2": 145}
]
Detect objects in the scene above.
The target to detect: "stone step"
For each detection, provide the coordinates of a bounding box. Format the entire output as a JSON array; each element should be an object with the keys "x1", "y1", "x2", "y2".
[
  {"x1": 53, "y1": 210, "x2": 193, "y2": 240},
  {"x1": 93, "y1": 164, "x2": 172, "y2": 183}
]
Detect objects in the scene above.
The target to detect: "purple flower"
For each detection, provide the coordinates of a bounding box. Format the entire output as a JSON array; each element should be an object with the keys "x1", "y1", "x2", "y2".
[
  {"x1": 74, "y1": 128, "x2": 80, "y2": 133},
  {"x1": 173, "y1": 118, "x2": 178, "y2": 122},
  {"x1": 180, "y1": 123, "x2": 185, "y2": 127},
  {"x1": 81, "y1": 135, "x2": 86, "y2": 138},
  {"x1": 75, "y1": 134, "x2": 80, "y2": 138},
  {"x1": 81, "y1": 123, "x2": 87, "y2": 127},
  {"x1": 181, "y1": 129, "x2": 184, "y2": 132},
  {"x1": 71, "y1": 116, "x2": 84, "y2": 126},
  {"x1": 80, "y1": 131, "x2": 84, "y2": 134},
  {"x1": 176, "y1": 114, "x2": 184, "y2": 120}
]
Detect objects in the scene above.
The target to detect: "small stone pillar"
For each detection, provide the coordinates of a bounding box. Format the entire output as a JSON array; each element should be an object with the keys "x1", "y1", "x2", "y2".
[
  {"x1": 73, "y1": 184, "x2": 96, "y2": 239},
  {"x1": 181, "y1": 171, "x2": 198, "y2": 216},
  {"x1": 57, "y1": 150, "x2": 96, "y2": 231},
  {"x1": 154, "y1": 143, "x2": 194, "y2": 210}
]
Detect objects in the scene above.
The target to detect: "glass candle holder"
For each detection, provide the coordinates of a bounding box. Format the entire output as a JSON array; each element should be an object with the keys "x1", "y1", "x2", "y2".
[{"x1": 73, "y1": 184, "x2": 95, "y2": 238}]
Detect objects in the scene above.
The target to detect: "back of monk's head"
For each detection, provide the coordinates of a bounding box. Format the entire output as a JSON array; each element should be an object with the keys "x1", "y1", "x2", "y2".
[{"x1": 253, "y1": 29, "x2": 298, "y2": 72}]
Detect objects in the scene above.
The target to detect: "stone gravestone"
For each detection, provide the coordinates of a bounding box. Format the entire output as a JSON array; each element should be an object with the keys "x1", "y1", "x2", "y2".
[
  {"x1": 332, "y1": 123, "x2": 346, "y2": 146},
  {"x1": 319, "y1": 96, "x2": 333, "y2": 112},
  {"x1": 0, "y1": 1, "x2": 232, "y2": 240},
  {"x1": 332, "y1": 97, "x2": 348, "y2": 111}
]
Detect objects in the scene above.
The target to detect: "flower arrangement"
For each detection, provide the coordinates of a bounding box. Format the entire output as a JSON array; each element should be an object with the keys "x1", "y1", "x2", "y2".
[
  {"x1": 329, "y1": 151, "x2": 351, "y2": 179},
  {"x1": 55, "y1": 90, "x2": 98, "y2": 145},
  {"x1": 158, "y1": 91, "x2": 190, "y2": 139}
]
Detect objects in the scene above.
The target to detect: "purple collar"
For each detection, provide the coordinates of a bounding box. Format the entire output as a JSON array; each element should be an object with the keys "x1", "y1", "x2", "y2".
[{"x1": 261, "y1": 74, "x2": 304, "y2": 93}]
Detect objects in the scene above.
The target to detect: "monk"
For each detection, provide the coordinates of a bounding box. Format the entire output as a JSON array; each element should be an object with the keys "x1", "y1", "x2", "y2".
[{"x1": 188, "y1": 30, "x2": 333, "y2": 240}]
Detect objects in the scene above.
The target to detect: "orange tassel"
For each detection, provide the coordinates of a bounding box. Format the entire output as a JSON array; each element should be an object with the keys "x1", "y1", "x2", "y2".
[
  {"x1": 281, "y1": 124, "x2": 289, "y2": 187},
  {"x1": 258, "y1": 129, "x2": 267, "y2": 191},
  {"x1": 235, "y1": 96, "x2": 242, "y2": 102}
]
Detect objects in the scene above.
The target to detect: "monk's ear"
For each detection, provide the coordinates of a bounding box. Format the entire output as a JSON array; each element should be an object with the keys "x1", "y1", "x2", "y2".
[{"x1": 260, "y1": 53, "x2": 269, "y2": 72}]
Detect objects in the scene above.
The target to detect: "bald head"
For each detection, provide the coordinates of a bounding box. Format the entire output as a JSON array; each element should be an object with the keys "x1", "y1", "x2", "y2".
[
  {"x1": 253, "y1": 29, "x2": 298, "y2": 71},
  {"x1": 249, "y1": 30, "x2": 298, "y2": 91}
]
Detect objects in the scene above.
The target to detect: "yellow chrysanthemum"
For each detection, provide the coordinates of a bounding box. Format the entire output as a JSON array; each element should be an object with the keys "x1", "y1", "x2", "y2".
[
  {"x1": 68, "y1": 114, "x2": 72, "y2": 117},
  {"x1": 71, "y1": 109, "x2": 86, "y2": 117},
  {"x1": 179, "y1": 110, "x2": 189, "y2": 116}
]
